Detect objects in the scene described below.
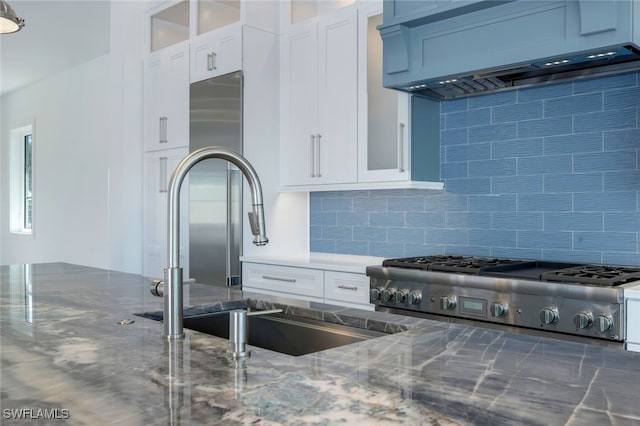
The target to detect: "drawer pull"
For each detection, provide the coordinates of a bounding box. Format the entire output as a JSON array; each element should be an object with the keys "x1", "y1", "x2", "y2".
[
  {"x1": 262, "y1": 275, "x2": 296, "y2": 283},
  {"x1": 337, "y1": 284, "x2": 359, "y2": 291}
]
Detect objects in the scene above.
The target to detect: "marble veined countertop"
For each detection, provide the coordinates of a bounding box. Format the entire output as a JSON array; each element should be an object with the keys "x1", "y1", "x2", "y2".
[{"x1": 2, "y1": 263, "x2": 640, "y2": 425}]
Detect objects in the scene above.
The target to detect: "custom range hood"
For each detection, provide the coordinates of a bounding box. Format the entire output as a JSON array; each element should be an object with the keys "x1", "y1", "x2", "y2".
[{"x1": 380, "y1": 0, "x2": 640, "y2": 100}]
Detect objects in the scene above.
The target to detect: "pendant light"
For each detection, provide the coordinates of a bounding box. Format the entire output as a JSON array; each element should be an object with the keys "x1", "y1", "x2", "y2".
[{"x1": 0, "y1": 0, "x2": 25, "y2": 34}]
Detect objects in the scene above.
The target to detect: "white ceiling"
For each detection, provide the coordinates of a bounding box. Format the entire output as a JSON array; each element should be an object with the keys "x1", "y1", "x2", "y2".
[{"x1": 0, "y1": 0, "x2": 111, "y2": 96}]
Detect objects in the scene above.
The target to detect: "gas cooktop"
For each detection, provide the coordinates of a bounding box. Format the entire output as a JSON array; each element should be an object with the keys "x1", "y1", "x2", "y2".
[
  {"x1": 368, "y1": 255, "x2": 640, "y2": 344},
  {"x1": 381, "y1": 255, "x2": 640, "y2": 287}
]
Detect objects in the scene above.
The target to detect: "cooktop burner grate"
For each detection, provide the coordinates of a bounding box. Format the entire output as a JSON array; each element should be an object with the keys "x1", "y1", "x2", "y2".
[
  {"x1": 382, "y1": 255, "x2": 525, "y2": 274},
  {"x1": 541, "y1": 265, "x2": 640, "y2": 286}
]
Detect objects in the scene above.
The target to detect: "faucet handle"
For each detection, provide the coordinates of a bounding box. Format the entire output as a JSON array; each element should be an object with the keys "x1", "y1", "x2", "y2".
[{"x1": 248, "y1": 211, "x2": 259, "y2": 235}]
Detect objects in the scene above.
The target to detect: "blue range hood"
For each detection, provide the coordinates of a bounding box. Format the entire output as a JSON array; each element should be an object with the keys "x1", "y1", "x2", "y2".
[{"x1": 380, "y1": 0, "x2": 640, "y2": 99}]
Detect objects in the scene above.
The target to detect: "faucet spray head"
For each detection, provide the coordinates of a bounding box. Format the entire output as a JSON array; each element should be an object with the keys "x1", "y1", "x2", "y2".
[{"x1": 248, "y1": 207, "x2": 269, "y2": 246}]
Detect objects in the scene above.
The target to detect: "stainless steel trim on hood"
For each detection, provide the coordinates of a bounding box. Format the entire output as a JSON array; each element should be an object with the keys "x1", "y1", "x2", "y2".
[{"x1": 403, "y1": 45, "x2": 640, "y2": 100}]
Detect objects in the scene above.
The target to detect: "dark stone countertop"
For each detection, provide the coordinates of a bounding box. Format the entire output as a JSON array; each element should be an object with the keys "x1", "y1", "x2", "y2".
[{"x1": 1, "y1": 263, "x2": 640, "y2": 425}]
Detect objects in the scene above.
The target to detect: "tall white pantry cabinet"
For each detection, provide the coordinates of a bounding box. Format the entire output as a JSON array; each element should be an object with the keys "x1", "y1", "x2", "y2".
[{"x1": 141, "y1": 0, "x2": 279, "y2": 280}]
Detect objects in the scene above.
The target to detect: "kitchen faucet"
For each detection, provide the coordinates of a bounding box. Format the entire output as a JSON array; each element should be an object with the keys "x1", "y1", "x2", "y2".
[{"x1": 163, "y1": 146, "x2": 268, "y2": 340}]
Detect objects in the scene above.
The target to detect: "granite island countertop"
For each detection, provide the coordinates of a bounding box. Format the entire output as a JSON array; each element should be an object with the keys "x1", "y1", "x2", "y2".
[{"x1": 2, "y1": 263, "x2": 640, "y2": 425}]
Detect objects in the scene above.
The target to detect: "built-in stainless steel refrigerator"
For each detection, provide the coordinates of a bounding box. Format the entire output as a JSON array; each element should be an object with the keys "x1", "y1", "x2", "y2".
[{"x1": 189, "y1": 71, "x2": 242, "y2": 286}]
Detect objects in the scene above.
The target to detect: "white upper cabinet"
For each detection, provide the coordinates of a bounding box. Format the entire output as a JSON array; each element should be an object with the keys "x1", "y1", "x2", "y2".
[
  {"x1": 149, "y1": 1, "x2": 190, "y2": 53},
  {"x1": 280, "y1": 6, "x2": 358, "y2": 187},
  {"x1": 190, "y1": 0, "x2": 243, "y2": 82},
  {"x1": 144, "y1": 41, "x2": 190, "y2": 152},
  {"x1": 190, "y1": 23, "x2": 242, "y2": 83},
  {"x1": 279, "y1": 1, "x2": 443, "y2": 191},
  {"x1": 357, "y1": 8, "x2": 408, "y2": 183},
  {"x1": 356, "y1": 7, "x2": 440, "y2": 189},
  {"x1": 287, "y1": 0, "x2": 355, "y2": 26}
]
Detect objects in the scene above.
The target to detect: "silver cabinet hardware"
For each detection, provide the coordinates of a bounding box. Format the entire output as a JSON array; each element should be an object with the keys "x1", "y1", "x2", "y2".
[
  {"x1": 159, "y1": 116, "x2": 168, "y2": 144},
  {"x1": 262, "y1": 275, "x2": 297, "y2": 283},
  {"x1": 207, "y1": 52, "x2": 217, "y2": 71},
  {"x1": 315, "y1": 133, "x2": 322, "y2": 177},
  {"x1": 337, "y1": 284, "x2": 358, "y2": 291},
  {"x1": 159, "y1": 157, "x2": 168, "y2": 193},
  {"x1": 309, "y1": 134, "x2": 316, "y2": 177},
  {"x1": 398, "y1": 123, "x2": 406, "y2": 173}
]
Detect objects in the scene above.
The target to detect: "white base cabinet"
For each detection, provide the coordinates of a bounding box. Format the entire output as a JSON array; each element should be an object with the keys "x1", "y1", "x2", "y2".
[
  {"x1": 242, "y1": 261, "x2": 374, "y2": 310},
  {"x1": 626, "y1": 297, "x2": 640, "y2": 352},
  {"x1": 142, "y1": 148, "x2": 190, "y2": 280}
]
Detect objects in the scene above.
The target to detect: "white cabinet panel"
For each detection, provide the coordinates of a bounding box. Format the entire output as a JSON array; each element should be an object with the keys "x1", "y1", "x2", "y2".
[
  {"x1": 280, "y1": 7, "x2": 358, "y2": 187},
  {"x1": 190, "y1": 23, "x2": 242, "y2": 83},
  {"x1": 325, "y1": 271, "x2": 373, "y2": 309},
  {"x1": 143, "y1": 42, "x2": 190, "y2": 152},
  {"x1": 242, "y1": 263, "x2": 324, "y2": 299},
  {"x1": 626, "y1": 299, "x2": 640, "y2": 351},
  {"x1": 242, "y1": 262, "x2": 373, "y2": 310},
  {"x1": 143, "y1": 148, "x2": 190, "y2": 279}
]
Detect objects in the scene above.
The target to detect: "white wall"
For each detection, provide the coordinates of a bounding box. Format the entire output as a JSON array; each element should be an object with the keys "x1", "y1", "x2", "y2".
[
  {"x1": 0, "y1": 2, "x2": 145, "y2": 273},
  {"x1": 241, "y1": 25, "x2": 309, "y2": 258}
]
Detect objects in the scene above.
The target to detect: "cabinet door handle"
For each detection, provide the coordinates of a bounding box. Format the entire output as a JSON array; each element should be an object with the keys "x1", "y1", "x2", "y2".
[
  {"x1": 159, "y1": 116, "x2": 168, "y2": 144},
  {"x1": 315, "y1": 134, "x2": 322, "y2": 178},
  {"x1": 337, "y1": 284, "x2": 358, "y2": 291},
  {"x1": 309, "y1": 134, "x2": 316, "y2": 178},
  {"x1": 159, "y1": 156, "x2": 168, "y2": 193},
  {"x1": 398, "y1": 123, "x2": 406, "y2": 173},
  {"x1": 262, "y1": 275, "x2": 297, "y2": 283},
  {"x1": 207, "y1": 52, "x2": 217, "y2": 71}
]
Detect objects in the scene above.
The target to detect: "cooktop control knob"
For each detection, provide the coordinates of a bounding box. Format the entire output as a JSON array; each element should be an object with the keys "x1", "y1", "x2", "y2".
[
  {"x1": 407, "y1": 291, "x2": 422, "y2": 305},
  {"x1": 381, "y1": 288, "x2": 394, "y2": 303},
  {"x1": 370, "y1": 288, "x2": 381, "y2": 301},
  {"x1": 439, "y1": 296, "x2": 456, "y2": 310},
  {"x1": 539, "y1": 308, "x2": 559, "y2": 325},
  {"x1": 490, "y1": 302, "x2": 508, "y2": 318},
  {"x1": 595, "y1": 315, "x2": 613, "y2": 333},
  {"x1": 573, "y1": 312, "x2": 593, "y2": 329},
  {"x1": 394, "y1": 290, "x2": 407, "y2": 304}
]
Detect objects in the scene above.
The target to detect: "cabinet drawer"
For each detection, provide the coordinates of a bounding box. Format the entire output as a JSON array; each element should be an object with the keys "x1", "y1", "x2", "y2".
[
  {"x1": 324, "y1": 271, "x2": 371, "y2": 306},
  {"x1": 242, "y1": 263, "x2": 323, "y2": 299},
  {"x1": 626, "y1": 299, "x2": 640, "y2": 344}
]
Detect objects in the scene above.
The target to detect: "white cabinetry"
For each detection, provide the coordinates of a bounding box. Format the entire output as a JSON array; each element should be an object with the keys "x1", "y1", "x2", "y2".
[
  {"x1": 142, "y1": 0, "x2": 279, "y2": 277},
  {"x1": 144, "y1": 42, "x2": 190, "y2": 152},
  {"x1": 280, "y1": 6, "x2": 358, "y2": 187},
  {"x1": 242, "y1": 263, "x2": 324, "y2": 302},
  {"x1": 242, "y1": 261, "x2": 373, "y2": 309},
  {"x1": 626, "y1": 285, "x2": 640, "y2": 352},
  {"x1": 190, "y1": 23, "x2": 242, "y2": 83},
  {"x1": 142, "y1": 148, "x2": 190, "y2": 279},
  {"x1": 324, "y1": 271, "x2": 371, "y2": 310},
  {"x1": 279, "y1": 2, "x2": 442, "y2": 191}
]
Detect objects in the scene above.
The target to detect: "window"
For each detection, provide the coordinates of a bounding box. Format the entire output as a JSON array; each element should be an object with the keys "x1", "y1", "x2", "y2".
[
  {"x1": 9, "y1": 120, "x2": 34, "y2": 235},
  {"x1": 23, "y1": 134, "x2": 33, "y2": 230}
]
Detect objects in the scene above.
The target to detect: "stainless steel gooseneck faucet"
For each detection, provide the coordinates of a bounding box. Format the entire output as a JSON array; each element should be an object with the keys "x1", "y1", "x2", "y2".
[{"x1": 163, "y1": 146, "x2": 269, "y2": 340}]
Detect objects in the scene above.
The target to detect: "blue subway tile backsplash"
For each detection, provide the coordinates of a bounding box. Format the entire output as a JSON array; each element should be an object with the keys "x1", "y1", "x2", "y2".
[{"x1": 310, "y1": 72, "x2": 640, "y2": 265}]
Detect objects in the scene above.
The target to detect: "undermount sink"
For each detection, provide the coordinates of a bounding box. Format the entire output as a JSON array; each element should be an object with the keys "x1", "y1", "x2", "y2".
[{"x1": 183, "y1": 311, "x2": 388, "y2": 357}]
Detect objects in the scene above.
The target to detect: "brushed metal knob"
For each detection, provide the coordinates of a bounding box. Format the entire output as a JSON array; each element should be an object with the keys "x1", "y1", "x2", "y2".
[
  {"x1": 370, "y1": 288, "x2": 381, "y2": 301},
  {"x1": 394, "y1": 290, "x2": 407, "y2": 304},
  {"x1": 381, "y1": 288, "x2": 394, "y2": 302},
  {"x1": 439, "y1": 296, "x2": 456, "y2": 310},
  {"x1": 540, "y1": 308, "x2": 558, "y2": 325},
  {"x1": 595, "y1": 315, "x2": 613, "y2": 333},
  {"x1": 407, "y1": 291, "x2": 422, "y2": 305},
  {"x1": 490, "y1": 302, "x2": 508, "y2": 318},
  {"x1": 573, "y1": 312, "x2": 593, "y2": 329}
]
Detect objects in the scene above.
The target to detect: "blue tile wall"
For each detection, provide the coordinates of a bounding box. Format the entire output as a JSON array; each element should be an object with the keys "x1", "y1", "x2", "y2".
[{"x1": 310, "y1": 72, "x2": 640, "y2": 265}]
